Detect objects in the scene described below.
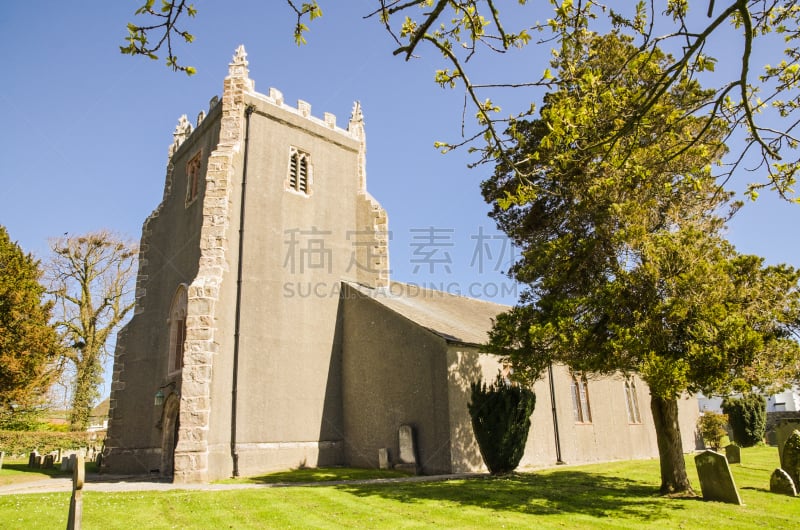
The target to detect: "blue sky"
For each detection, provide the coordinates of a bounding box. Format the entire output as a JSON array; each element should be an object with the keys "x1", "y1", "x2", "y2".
[{"x1": 1, "y1": 3, "x2": 798, "y2": 395}]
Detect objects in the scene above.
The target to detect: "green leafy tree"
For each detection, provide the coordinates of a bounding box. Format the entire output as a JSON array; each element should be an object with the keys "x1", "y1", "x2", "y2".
[
  {"x1": 122, "y1": 1, "x2": 800, "y2": 199},
  {"x1": 468, "y1": 373, "x2": 536, "y2": 475},
  {"x1": 0, "y1": 226, "x2": 61, "y2": 430},
  {"x1": 46, "y1": 231, "x2": 137, "y2": 431},
  {"x1": 482, "y1": 32, "x2": 800, "y2": 495},
  {"x1": 698, "y1": 411, "x2": 729, "y2": 450},
  {"x1": 721, "y1": 393, "x2": 767, "y2": 447}
]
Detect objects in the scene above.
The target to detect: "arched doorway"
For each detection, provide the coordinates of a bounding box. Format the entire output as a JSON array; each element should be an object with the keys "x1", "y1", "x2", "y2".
[{"x1": 159, "y1": 392, "x2": 180, "y2": 479}]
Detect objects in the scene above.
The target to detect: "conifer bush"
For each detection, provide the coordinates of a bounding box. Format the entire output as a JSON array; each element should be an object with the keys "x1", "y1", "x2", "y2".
[
  {"x1": 721, "y1": 394, "x2": 766, "y2": 447},
  {"x1": 468, "y1": 374, "x2": 536, "y2": 475}
]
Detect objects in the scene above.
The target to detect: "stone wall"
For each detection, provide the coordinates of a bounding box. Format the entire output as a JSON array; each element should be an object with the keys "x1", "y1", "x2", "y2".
[{"x1": 767, "y1": 411, "x2": 800, "y2": 439}]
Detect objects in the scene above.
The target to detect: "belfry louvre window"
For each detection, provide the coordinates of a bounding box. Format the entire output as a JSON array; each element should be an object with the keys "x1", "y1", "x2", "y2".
[
  {"x1": 624, "y1": 377, "x2": 642, "y2": 424},
  {"x1": 287, "y1": 147, "x2": 311, "y2": 194},
  {"x1": 571, "y1": 373, "x2": 592, "y2": 423}
]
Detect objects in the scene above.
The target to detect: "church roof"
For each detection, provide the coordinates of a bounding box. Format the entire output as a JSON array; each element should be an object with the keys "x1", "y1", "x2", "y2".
[{"x1": 344, "y1": 281, "x2": 510, "y2": 347}]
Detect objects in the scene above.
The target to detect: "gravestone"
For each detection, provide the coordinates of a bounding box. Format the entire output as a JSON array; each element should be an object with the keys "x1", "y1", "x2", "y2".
[
  {"x1": 776, "y1": 421, "x2": 800, "y2": 468},
  {"x1": 34, "y1": 455, "x2": 43, "y2": 468},
  {"x1": 43, "y1": 454, "x2": 54, "y2": 469},
  {"x1": 0, "y1": 451, "x2": 4, "y2": 470},
  {"x1": 67, "y1": 454, "x2": 84, "y2": 530},
  {"x1": 28, "y1": 451, "x2": 39, "y2": 468},
  {"x1": 766, "y1": 429, "x2": 778, "y2": 446},
  {"x1": 378, "y1": 448, "x2": 390, "y2": 470},
  {"x1": 770, "y1": 468, "x2": 797, "y2": 497},
  {"x1": 725, "y1": 444, "x2": 741, "y2": 464},
  {"x1": 694, "y1": 450, "x2": 743, "y2": 505},
  {"x1": 56, "y1": 448, "x2": 63, "y2": 464},
  {"x1": 781, "y1": 430, "x2": 800, "y2": 489},
  {"x1": 395, "y1": 424, "x2": 419, "y2": 474}
]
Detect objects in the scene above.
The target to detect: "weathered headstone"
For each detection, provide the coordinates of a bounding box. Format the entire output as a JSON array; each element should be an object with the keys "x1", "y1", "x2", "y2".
[
  {"x1": 34, "y1": 455, "x2": 43, "y2": 468},
  {"x1": 0, "y1": 451, "x2": 4, "y2": 470},
  {"x1": 28, "y1": 451, "x2": 39, "y2": 468},
  {"x1": 725, "y1": 444, "x2": 741, "y2": 464},
  {"x1": 378, "y1": 448, "x2": 390, "y2": 470},
  {"x1": 776, "y1": 421, "x2": 800, "y2": 468},
  {"x1": 43, "y1": 454, "x2": 55, "y2": 469},
  {"x1": 67, "y1": 454, "x2": 84, "y2": 530},
  {"x1": 781, "y1": 430, "x2": 800, "y2": 490},
  {"x1": 694, "y1": 450, "x2": 743, "y2": 505},
  {"x1": 766, "y1": 429, "x2": 778, "y2": 446},
  {"x1": 395, "y1": 424, "x2": 419, "y2": 474},
  {"x1": 56, "y1": 448, "x2": 63, "y2": 464},
  {"x1": 770, "y1": 468, "x2": 798, "y2": 497}
]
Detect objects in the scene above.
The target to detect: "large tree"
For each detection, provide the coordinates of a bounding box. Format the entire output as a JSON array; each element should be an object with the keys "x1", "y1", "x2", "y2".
[
  {"x1": 46, "y1": 231, "x2": 137, "y2": 431},
  {"x1": 121, "y1": 1, "x2": 800, "y2": 199},
  {"x1": 0, "y1": 226, "x2": 61, "y2": 430},
  {"x1": 482, "y1": 32, "x2": 800, "y2": 494}
]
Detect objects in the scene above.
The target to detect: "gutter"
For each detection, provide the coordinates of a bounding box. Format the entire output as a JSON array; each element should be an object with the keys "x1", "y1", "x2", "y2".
[{"x1": 231, "y1": 104, "x2": 255, "y2": 477}]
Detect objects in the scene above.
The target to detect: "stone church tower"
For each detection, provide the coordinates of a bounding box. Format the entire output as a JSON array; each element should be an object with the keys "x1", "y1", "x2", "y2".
[{"x1": 105, "y1": 46, "x2": 389, "y2": 482}]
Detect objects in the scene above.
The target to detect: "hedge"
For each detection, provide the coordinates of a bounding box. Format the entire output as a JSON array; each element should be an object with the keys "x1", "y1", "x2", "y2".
[{"x1": 0, "y1": 430, "x2": 104, "y2": 457}]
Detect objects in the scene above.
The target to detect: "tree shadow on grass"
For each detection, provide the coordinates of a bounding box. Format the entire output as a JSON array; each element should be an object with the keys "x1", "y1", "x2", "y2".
[
  {"x1": 2, "y1": 462, "x2": 67, "y2": 478},
  {"x1": 334, "y1": 470, "x2": 684, "y2": 521}
]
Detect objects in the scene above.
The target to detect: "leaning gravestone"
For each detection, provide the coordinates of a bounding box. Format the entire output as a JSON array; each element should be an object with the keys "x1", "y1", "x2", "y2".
[
  {"x1": 694, "y1": 450, "x2": 743, "y2": 505},
  {"x1": 781, "y1": 430, "x2": 800, "y2": 490},
  {"x1": 67, "y1": 454, "x2": 84, "y2": 530},
  {"x1": 776, "y1": 421, "x2": 800, "y2": 468},
  {"x1": 395, "y1": 424, "x2": 419, "y2": 474},
  {"x1": 770, "y1": 468, "x2": 798, "y2": 497},
  {"x1": 725, "y1": 444, "x2": 741, "y2": 464}
]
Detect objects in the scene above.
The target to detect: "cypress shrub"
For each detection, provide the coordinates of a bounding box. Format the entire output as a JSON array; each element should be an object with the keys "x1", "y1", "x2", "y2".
[
  {"x1": 468, "y1": 374, "x2": 536, "y2": 475},
  {"x1": 721, "y1": 394, "x2": 766, "y2": 447}
]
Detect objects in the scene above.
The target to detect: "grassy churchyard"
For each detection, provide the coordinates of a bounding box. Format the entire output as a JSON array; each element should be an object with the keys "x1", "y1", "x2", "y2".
[{"x1": 0, "y1": 446, "x2": 797, "y2": 529}]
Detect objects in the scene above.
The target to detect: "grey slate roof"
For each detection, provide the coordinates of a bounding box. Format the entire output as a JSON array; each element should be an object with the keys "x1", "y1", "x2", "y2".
[{"x1": 344, "y1": 281, "x2": 510, "y2": 347}]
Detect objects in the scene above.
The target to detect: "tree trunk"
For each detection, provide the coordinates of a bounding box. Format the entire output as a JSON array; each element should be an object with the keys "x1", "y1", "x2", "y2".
[
  {"x1": 650, "y1": 395, "x2": 694, "y2": 495},
  {"x1": 69, "y1": 350, "x2": 102, "y2": 431}
]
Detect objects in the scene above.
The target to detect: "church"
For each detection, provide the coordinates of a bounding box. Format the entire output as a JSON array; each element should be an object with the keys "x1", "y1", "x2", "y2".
[{"x1": 104, "y1": 46, "x2": 700, "y2": 483}]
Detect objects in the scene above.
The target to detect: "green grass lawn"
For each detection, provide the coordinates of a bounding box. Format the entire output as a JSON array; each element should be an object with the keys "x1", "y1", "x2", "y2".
[{"x1": 0, "y1": 446, "x2": 797, "y2": 529}]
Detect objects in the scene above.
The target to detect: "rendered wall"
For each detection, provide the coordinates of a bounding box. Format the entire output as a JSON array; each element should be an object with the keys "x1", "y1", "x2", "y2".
[
  {"x1": 447, "y1": 351, "x2": 700, "y2": 473},
  {"x1": 341, "y1": 283, "x2": 454, "y2": 474}
]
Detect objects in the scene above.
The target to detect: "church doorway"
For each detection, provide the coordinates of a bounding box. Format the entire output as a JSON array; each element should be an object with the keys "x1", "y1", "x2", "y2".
[{"x1": 160, "y1": 392, "x2": 180, "y2": 479}]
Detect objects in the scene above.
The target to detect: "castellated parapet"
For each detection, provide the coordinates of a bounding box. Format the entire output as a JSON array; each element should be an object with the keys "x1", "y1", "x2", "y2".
[{"x1": 166, "y1": 45, "x2": 366, "y2": 168}]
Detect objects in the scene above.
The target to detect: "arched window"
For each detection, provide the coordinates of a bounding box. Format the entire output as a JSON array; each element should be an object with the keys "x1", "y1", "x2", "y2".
[
  {"x1": 570, "y1": 373, "x2": 592, "y2": 423},
  {"x1": 624, "y1": 377, "x2": 642, "y2": 424},
  {"x1": 167, "y1": 285, "x2": 188, "y2": 374},
  {"x1": 185, "y1": 151, "x2": 203, "y2": 205}
]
